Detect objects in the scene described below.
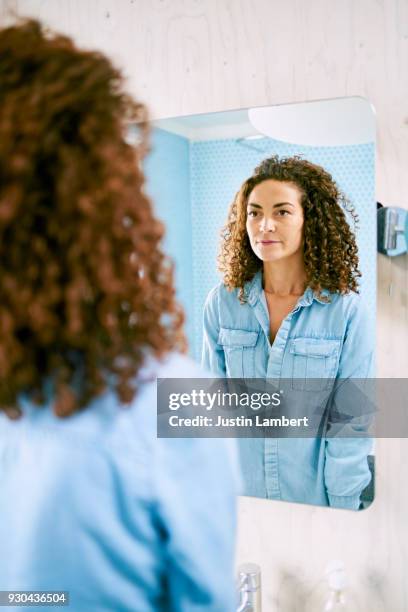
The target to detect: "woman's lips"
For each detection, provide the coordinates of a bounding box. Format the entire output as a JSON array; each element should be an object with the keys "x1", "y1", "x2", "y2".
[{"x1": 259, "y1": 240, "x2": 281, "y2": 244}]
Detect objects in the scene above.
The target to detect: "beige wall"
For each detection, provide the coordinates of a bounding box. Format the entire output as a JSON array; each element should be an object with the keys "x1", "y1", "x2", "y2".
[{"x1": 1, "y1": 1, "x2": 407, "y2": 609}]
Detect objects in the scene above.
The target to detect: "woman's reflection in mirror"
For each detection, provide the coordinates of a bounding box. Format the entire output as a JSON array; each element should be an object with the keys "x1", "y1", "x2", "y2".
[{"x1": 202, "y1": 155, "x2": 374, "y2": 510}]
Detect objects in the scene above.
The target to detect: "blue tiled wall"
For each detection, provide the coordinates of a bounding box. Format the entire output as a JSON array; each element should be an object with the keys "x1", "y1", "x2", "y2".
[{"x1": 144, "y1": 128, "x2": 194, "y2": 344}]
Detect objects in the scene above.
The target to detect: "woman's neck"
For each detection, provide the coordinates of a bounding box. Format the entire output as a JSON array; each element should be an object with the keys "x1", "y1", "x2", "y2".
[{"x1": 262, "y1": 257, "x2": 307, "y2": 297}]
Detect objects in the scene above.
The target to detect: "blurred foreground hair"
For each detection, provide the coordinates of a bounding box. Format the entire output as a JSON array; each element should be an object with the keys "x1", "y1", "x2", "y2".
[{"x1": 0, "y1": 19, "x2": 186, "y2": 417}]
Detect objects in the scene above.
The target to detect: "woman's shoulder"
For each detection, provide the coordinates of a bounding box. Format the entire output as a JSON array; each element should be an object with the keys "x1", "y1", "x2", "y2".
[
  {"x1": 141, "y1": 351, "x2": 210, "y2": 380},
  {"x1": 320, "y1": 290, "x2": 372, "y2": 332},
  {"x1": 325, "y1": 289, "x2": 368, "y2": 313},
  {"x1": 204, "y1": 281, "x2": 240, "y2": 310},
  {"x1": 6, "y1": 354, "x2": 207, "y2": 442},
  {"x1": 135, "y1": 352, "x2": 240, "y2": 484}
]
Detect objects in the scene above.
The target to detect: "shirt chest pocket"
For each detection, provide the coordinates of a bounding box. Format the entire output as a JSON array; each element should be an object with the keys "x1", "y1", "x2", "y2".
[
  {"x1": 289, "y1": 337, "x2": 340, "y2": 391},
  {"x1": 218, "y1": 328, "x2": 259, "y2": 378}
]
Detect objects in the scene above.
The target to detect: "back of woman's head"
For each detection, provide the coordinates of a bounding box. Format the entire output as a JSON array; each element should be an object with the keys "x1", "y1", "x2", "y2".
[{"x1": 0, "y1": 19, "x2": 185, "y2": 418}]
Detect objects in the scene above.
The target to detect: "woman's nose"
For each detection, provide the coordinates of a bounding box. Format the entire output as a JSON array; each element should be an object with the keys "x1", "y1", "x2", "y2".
[{"x1": 260, "y1": 217, "x2": 276, "y2": 232}]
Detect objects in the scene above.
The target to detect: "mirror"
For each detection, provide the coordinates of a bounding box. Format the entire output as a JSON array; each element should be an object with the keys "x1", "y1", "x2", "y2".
[{"x1": 144, "y1": 97, "x2": 376, "y2": 511}]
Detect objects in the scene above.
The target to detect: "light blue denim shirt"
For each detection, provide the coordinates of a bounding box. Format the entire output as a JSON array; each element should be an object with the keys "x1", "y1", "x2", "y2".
[
  {"x1": 0, "y1": 353, "x2": 238, "y2": 612},
  {"x1": 202, "y1": 270, "x2": 374, "y2": 511}
]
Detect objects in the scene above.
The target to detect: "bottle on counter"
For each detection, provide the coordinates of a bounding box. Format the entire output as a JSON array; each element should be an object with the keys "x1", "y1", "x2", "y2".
[
  {"x1": 323, "y1": 560, "x2": 348, "y2": 611},
  {"x1": 304, "y1": 559, "x2": 362, "y2": 612}
]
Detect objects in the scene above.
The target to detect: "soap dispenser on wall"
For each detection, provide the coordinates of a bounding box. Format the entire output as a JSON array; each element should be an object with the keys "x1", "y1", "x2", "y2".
[{"x1": 377, "y1": 202, "x2": 408, "y2": 256}]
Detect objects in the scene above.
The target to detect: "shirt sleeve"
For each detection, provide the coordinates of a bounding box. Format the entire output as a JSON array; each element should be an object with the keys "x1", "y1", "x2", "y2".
[
  {"x1": 155, "y1": 436, "x2": 238, "y2": 611},
  {"x1": 201, "y1": 286, "x2": 227, "y2": 377},
  {"x1": 324, "y1": 295, "x2": 374, "y2": 510}
]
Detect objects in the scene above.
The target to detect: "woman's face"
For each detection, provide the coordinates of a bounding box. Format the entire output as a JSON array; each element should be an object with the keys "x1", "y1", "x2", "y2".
[{"x1": 246, "y1": 179, "x2": 305, "y2": 263}]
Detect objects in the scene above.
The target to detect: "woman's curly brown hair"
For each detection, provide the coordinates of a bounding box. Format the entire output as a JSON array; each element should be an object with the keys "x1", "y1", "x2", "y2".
[
  {"x1": 219, "y1": 155, "x2": 361, "y2": 302},
  {"x1": 0, "y1": 19, "x2": 186, "y2": 418}
]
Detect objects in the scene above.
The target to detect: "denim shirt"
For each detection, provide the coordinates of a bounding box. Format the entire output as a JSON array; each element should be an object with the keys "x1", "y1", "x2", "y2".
[
  {"x1": 202, "y1": 270, "x2": 374, "y2": 510},
  {"x1": 0, "y1": 353, "x2": 238, "y2": 612}
]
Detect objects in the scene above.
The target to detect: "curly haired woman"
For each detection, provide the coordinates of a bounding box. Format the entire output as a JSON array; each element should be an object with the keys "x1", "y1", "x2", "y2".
[
  {"x1": 0, "y1": 19, "x2": 238, "y2": 611},
  {"x1": 202, "y1": 155, "x2": 373, "y2": 510}
]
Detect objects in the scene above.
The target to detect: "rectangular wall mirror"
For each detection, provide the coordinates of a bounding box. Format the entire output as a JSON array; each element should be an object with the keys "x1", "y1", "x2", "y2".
[{"x1": 140, "y1": 97, "x2": 376, "y2": 512}]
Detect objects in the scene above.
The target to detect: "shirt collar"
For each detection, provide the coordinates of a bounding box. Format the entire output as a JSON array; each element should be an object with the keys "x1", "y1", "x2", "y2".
[{"x1": 245, "y1": 269, "x2": 330, "y2": 307}]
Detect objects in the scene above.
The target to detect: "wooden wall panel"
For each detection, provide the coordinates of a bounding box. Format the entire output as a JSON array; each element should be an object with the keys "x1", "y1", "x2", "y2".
[{"x1": 1, "y1": 1, "x2": 407, "y2": 608}]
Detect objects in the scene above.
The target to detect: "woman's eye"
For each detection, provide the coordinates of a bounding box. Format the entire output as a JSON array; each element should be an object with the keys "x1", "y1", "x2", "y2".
[
  {"x1": 247, "y1": 211, "x2": 258, "y2": 218},
  {"x1": 277, "y1": 210, "x2": 290, "y2": 216}
]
